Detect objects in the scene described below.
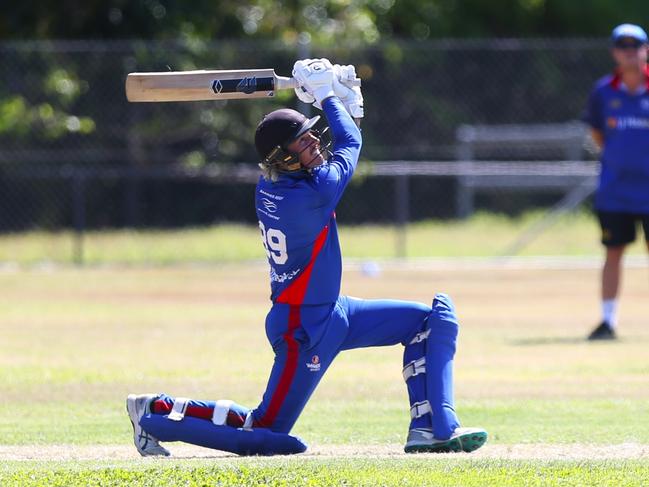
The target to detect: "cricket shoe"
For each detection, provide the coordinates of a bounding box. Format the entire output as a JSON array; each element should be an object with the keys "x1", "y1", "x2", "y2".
[
  {"x1": 587, "y1": 321, "x2": 616, "y2": 341},
  {"x1": 404, "y1": 427, "x2": 487, "y2": 453},
  {"x1": 126, "y1": 393, "x2": 171, "y2": 457}
]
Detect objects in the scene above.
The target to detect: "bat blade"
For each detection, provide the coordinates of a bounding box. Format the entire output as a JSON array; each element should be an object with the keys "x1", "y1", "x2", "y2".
[{"x1": 125, "y1": 69, "x2": 296, "y2": 102}]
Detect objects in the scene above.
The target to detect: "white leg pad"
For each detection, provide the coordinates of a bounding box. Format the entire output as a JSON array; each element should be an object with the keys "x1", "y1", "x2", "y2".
[
  {"x1": 402, "y1": 357, "x2": 426, "y2": 381},
  {"x1": 211, "y1": 399, "x2": 235, "y2": 425},
  {"x1": 168, "y1": 397, "x2": 189, "y2": 421}
]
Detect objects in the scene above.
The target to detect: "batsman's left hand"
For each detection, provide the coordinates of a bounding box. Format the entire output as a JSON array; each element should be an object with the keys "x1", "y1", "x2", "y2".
[{"x1": 292, "y1": 58, "x2": 335, "y2": 105}]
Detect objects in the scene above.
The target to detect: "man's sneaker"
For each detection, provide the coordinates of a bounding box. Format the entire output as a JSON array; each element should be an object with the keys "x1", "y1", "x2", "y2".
[
  {"x1": 404, "y1": 427, "x2": 487, "y2": 453},
  {"x1": 587, "y1": 321, "x2": 616, "y2": 341},
  {"x1": 126, "y1": 394, "x2": 171, "y2": 457}
]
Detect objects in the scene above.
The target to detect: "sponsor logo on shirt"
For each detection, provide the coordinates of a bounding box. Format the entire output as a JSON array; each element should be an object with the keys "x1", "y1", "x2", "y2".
[
  {"x1": 259, "y1": 189, "x2": 284, "y2": 201},
  {"x1": 606, "y1": 116, "x2": 649, "y2": 130},
  {"x1": 270, "y1": 267, "x2": 300, "y2": 283},
  {"x1": 306, "y1": 355, "x2": 321, "y2": 372},
  {"x1": 257, "y1": 207, "x2": 280, "y2": 220}
]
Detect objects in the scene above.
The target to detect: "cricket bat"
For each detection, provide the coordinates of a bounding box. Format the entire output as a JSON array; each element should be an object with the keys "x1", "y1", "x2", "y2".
[{"x1": 125, "y1": 68, "x2": 361, "y2": 102}]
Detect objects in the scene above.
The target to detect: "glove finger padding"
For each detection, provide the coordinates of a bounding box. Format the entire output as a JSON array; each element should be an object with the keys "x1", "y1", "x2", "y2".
[
  {"x1": 292, "y1": 58, "x2": 335, "y2": 105},
  {"x1": 294, "y1": 85, "x2": 316, "y2": 105},
  {"x1": 333, "y1": 65, "x2": 364, "y2": 119},
  {"x1": 334, "y1": 64, "x2": 358, "y2": 85}
]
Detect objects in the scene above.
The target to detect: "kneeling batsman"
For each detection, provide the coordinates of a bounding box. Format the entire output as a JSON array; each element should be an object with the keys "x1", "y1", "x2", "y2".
[{"x1": 126, "y1": 58, "x2": 487, "y2": 457}]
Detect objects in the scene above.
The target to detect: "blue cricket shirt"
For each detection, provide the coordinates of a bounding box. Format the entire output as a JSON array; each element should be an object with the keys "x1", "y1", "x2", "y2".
[
  {"x1": 583, "y1": 66, "x2": 649, "y2": 213},
  {"x1": 255, "y1": 97, "x2": 362, "y2": 305}
]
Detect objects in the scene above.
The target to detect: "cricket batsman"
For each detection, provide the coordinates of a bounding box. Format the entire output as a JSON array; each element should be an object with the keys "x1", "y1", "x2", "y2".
[{"x1": 126, "y1": 58, "x2": 488, "y2": 456}]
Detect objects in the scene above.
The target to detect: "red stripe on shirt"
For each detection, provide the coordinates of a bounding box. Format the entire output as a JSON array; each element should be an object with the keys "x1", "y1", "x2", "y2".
[{"x1": 276, "y1": 225, "x2": 329, "y2": 305}]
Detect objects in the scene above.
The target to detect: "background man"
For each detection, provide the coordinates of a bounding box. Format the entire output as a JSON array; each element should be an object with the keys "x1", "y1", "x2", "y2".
[{"x1": 583, "y1": 23, "x2": 649, "y2": 340}]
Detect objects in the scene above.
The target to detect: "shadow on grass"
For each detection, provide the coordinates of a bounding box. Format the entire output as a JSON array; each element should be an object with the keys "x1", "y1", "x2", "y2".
[
  {"x1": 510, "y1": 335, "x2": 646, "y2": 346},
  {"x1": 510, "y1": 337, "x2": 599, "y2": 346}
]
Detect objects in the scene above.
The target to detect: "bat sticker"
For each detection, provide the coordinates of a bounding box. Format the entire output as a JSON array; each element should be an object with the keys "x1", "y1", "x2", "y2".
[{"x1": 211, "y1": 77, "x2": 274, "y2": 95}]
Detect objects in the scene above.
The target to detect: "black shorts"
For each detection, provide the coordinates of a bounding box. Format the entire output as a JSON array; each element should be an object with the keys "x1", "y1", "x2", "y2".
[{"x1": 597, "y1": 211, "x2": 649, "y2": 247}]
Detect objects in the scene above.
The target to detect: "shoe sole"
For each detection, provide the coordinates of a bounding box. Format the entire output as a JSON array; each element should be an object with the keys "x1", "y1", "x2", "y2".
[
  {"x1": 126, "y1": 394, "x2": 149, "y2": 456},
  {"x1": 126, "y1": 394, "x2": 139, "y2": 432},
  {"x1": 404, "y1": 430, "x2": 487, "y2": 454}
]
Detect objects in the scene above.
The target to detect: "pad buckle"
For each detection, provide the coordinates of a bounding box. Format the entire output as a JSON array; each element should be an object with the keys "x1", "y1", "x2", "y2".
[
  {"x1": 402, "y1": 357, "x2": 426, "y2": 381},
  {"x1": 410, "y1": 400, "x2": 432, "y2": 419},
  {"x1": 212, "y1": 399, "x2": 235, "y2": 425},
  {"x1": 168, "y1": 397, "x2": 189, "y2": 421}
]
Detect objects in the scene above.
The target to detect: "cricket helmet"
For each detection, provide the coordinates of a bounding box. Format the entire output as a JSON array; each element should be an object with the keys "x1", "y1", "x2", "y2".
[{"x1": 255, "y1": 108, "x2": 320, "y2": 170}]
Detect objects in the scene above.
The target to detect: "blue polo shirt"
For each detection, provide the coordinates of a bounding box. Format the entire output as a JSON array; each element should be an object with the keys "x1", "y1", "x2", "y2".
[
  {"x1": 255, "y1": 97, "x2": 362, "y2": 305},
  {"x1": 583, "y1": 66, "x2": 649, "y2": 213}
]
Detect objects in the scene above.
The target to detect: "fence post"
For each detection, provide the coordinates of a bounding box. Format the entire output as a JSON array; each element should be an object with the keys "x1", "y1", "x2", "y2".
[
  {"x1": 71, "y1": 170, "x2": 86, "y2": 265},
  {"x1": 125, "y1": 167, "x2": 141, "y2": 227},
  {"x1": 455, "y1": 125, "x2": 475, "y2": 219},
  {"x1": 394, "y1": 174, "x2": 409, "y2": 258}
]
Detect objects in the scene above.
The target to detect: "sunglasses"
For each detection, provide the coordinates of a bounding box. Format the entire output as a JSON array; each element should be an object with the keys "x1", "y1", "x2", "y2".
[{"x1": 614, "y1": 38, "x2": 644, "y2": 50}]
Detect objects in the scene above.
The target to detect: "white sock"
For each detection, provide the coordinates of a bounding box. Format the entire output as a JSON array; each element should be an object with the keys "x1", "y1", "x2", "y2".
[{"x1": 602, "y1": 299, "x2": 618, "y2": 328}]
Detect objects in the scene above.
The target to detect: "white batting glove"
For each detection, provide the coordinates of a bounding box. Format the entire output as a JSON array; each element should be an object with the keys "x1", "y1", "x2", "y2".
[
  {"x1": 292, "y1": 58, "x2": 335, "y2": 106},
  {"x1": 334, "y1": 64, "x2": 358, "y2": 86},
  {"x1": 333, "y1": 64, "x2": 364, "y2": 119},
  {"x1": 294, "y1": 85, "x2": 316, "y2": 106}
]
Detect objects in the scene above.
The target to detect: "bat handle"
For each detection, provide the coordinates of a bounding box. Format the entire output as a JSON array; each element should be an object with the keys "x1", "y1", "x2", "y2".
[
  {"x1": 275, "y1": 76, "x2": 362, "y2": 91},
  {"x1": 275, "y1": 76, "x2": 299, "y2": 90}
]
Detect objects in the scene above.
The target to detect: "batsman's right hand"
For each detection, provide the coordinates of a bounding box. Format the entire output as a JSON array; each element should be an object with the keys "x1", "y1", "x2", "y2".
[
  {"x1": 292, "y1": 58, "x2": 335, "y2": 105},
  {"x1": 333, "y1": 64, "x2": 364, "y2": 119}
]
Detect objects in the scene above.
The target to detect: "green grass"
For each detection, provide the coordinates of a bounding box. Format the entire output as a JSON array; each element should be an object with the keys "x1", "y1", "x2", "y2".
[
  {"x1": 2, "y1": 459, "x2": 648, "y2": 487},
  {"x1": 2, "y1": 399, "x2": 647, "y2": 446},
  {"x1": 1, "y1": 210, "x2": 646, "y2": 265},
  {"x1": 1, "y1": 264, "x2": 648, "y2": 485}
]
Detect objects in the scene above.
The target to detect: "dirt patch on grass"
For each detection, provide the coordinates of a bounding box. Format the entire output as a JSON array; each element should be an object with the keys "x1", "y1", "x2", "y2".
[{"x1": 2, "y1": 443, "x2": 648, "y2": 461}]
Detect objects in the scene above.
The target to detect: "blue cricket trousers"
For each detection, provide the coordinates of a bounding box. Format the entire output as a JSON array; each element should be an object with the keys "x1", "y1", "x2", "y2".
[{"x1": 252, "y1": 295, "x2": 431, "y2": 433}]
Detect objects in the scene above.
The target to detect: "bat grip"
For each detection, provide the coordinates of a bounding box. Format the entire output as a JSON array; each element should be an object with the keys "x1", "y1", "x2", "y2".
[{"x1": 275, "y1": 76, "x2": 361, "y2": 91}]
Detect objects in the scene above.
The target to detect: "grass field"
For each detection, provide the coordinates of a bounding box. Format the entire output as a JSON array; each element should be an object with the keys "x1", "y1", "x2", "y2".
[
  {"x1": 1, "y1": 257, "x2": 648, "y2": 485},
  {"x1": 2, "y1": 211, "x2": 648, "y2": 265}
]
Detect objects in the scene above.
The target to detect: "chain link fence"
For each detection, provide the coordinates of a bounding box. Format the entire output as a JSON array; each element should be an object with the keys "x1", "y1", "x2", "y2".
[{"x1": 0, "y1": 39, "x2": 611, "y2": 262}]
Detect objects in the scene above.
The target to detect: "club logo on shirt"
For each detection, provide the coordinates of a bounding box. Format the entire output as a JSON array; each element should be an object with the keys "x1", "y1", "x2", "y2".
[
  {"x1": 306, "y1": 355, "x2": 321, "y2": 372},
  {"x1": 642, "y1": 99, "x2": 649, "y2": 111},
  {"x1": 261, "y1": 198, "x2": 278, "y2": 213},
  {"x1": 609, "y1": 98, "x2": 622, "y2": 109}
]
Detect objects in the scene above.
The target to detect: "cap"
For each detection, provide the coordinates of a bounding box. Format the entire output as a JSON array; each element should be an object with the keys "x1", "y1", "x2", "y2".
[
  {"x1": 611, "y1": 23, "x2": 648, "y2": 44},
  {"x1": 254, "y1": 109, "x2": 320, "y2": 161}
]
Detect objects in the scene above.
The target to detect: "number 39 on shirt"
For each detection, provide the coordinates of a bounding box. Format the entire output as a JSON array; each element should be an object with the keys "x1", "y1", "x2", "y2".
[{"x1": 259, "y1": 221, "x2": 288, "y2": 265}]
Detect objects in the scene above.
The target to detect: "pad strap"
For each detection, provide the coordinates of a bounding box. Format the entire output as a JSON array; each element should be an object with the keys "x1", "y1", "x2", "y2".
[
  {"x1": 410, "y1": 400, "x2": 432, "y2": 419},
  {"x1": 402, "y1": 357, "x2": 426, "y2": 381},
  {"x1": 211, "y1": 399, "x2": 235, "y2": 425},
  {"x1": 409, "y1": 328, "x2": 430, "y2": 345},
  {"x1": 168, "y1": 397, "x2": 189, "y2": 421},
  {"x1": 243, "y1": 411, "x2": 254, "y2": 431}
]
